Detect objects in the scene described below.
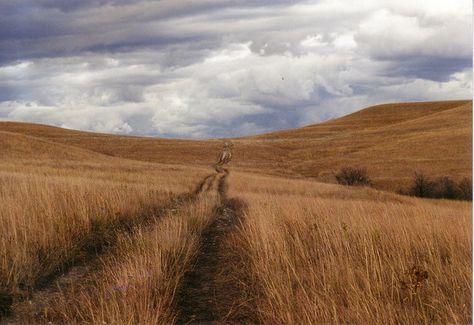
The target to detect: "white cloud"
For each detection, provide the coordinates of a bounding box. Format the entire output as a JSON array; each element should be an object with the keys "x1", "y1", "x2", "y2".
[
  {"x1": 355, "y1": 8, "x2": 472, "y2": 60},
  {"x1": 0, "y1": 0, "x2": 471, "y2": 138}
]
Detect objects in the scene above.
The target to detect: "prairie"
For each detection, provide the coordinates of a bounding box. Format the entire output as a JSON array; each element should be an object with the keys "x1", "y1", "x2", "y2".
[
  {"x1": 0, "y1": 100, "x2": 471, "y2": 324},
  {"x1": 1, "y1": 100, "x2": 471, "y2": 191},
  {"x1": 10, "y1": 175, "x2": 223, "y2": 324},
  {"x1": 0, "y1": 132, "x2": 209, "y2": 317},
  {"x1": 227, "y1": 171, "x2": 471, "y2": 324}
]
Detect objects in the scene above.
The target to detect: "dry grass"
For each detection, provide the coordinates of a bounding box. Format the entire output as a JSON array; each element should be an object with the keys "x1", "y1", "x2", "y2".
[
  {"x1": 246, "y1": 100, "x2": 472, "y2": 190},
  {"x1": 16, "y1": 188, "x2": 221, "y2": 324},
  {"x1": 0, "y1": 156, "x2": 208, "y2": 303},
  {"x1": 227, "y1": 171, "x2": 472, "y2": 324},
  {"x1": 0, "y1": 100, "x2": 471, "y2": 324},
  {"x1": 1, "y1": 100, "x2": 471, "y2": 192}
]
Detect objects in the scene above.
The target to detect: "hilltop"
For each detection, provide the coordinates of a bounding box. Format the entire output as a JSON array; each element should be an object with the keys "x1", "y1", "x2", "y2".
[
  {"x1": 245, "y1": 100, "x2": 472, "y2": 189},
  {"x1": 0, "y1": 99, "x2": 471, "y2": 191}
]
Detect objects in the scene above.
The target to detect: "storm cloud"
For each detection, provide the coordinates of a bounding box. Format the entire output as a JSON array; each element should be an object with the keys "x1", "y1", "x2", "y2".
[{"x1": 0, "y1": 0, "x2": 471, "y2": 138}]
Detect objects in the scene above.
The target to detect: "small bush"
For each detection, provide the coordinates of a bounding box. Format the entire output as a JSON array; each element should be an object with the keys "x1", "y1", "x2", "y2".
[
  {"x1": 407, "y1": 172, "x2": 472, "y2": 201},
  {"x1": 434, "y1": 176, "x2": 459, "y2": 199},
  {"x1": 409, "y1": 172, "x2": 435, "y2": 198},
  {"x1": 458, "y1": 177, "x2": 473, "y2": 200},
  {"x1": 335, "y1": 167, "x2": 371, "y2": 186}
]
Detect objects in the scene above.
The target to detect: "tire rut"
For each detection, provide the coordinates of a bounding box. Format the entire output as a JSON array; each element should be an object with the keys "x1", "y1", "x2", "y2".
[
  {"x1": 194, "y1": 173, "x2": 217, "y2": 195},
  {"x1": 0, "y1": 172, "x2": 218, "y2": 323},
  {"x1": 175, "y1": 170, "x2": 253, "y2": 324}
]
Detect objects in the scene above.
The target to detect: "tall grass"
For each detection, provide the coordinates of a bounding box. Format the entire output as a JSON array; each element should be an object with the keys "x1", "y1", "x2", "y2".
[
  {"x1": 21, "y1": 189, "x2": 221, "y2": 324},
  {"x1": 0, "y1": 159, "x2": 208, "y2": 301},
  {"x1": 228, "y1": 172, "x2": 472, "y2": 324},
  {"x1": 1, "y1": 154, "x2": 471, "y2": 324}
]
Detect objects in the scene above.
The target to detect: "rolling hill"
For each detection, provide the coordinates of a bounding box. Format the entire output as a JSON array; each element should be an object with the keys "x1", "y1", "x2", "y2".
[
  {"x1": 246, "y1": 100, "x2": 472, "y2": 189},
  {"x1": 0, "y1": 130, "x2": 117, "y2": 162},
  {"x1": 0, "y1": 99, "x2": 471, "y2": 325},
  {"x1": 0, "y1": 99, "x2": 471, "y2": 191}
]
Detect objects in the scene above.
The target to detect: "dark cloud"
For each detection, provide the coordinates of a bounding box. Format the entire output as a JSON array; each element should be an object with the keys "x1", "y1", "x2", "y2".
[
  {"x1": 382, "y1": 57, "x2": 472, "y2": 82},
  {"x1": 0, "y1": 0, "x2": 471, "y2": 138}
]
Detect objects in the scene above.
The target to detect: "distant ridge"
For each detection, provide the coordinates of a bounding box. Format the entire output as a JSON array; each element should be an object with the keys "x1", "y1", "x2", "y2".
[{"x1": 0, "y1": 99, "x2": 471, "y2": 191}]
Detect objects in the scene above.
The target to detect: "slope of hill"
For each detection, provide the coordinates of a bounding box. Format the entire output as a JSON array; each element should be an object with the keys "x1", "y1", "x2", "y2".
[
  {"x1": 0, "y1": 122, "x2": 222, "y2": 166},
  {"x1": 0, "y1": 100, "x2": 471, "y2": 324},
  {"x1": 0, "y1": 130, "x2": 114, "y2": 162},
  {"x1": 0, "y1": 99, "x2": 471, "y2": 191},
  {"x1": 248, "y1": 100, "x2": 472, "y2": 189}
]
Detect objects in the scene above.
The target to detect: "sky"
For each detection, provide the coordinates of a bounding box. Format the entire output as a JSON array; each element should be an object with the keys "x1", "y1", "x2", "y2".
[{"x1": 0, "y1": 0, "x2": 472, "y2": 138}]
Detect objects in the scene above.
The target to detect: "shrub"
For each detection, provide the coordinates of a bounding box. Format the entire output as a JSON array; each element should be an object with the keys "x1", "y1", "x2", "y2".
[
  {"x1": 409, "y1": 172, "x2": 435, "y2": 198},
  {"x1": 434, "y1": 176, "x2": 459, "y2": 199},
  {"x1": 458, "y1": 177, "x2": 472, "y2": 201},
  {"x1": 335, "y1": 167, "x2": 371, "y2": 186},
  {"x1": 407, "y1": 172, "x2": 472, "y2": 201}
]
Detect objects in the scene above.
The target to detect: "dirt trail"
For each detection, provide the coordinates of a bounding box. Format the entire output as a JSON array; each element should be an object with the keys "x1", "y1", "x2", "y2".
[
  {"x1": 1, "y1": 172, "x2": 219, "y2": 324},
  {"x1": 175, "y1": 170, "x2": 253, "y2": 324},
  {"x1": 3, "y1": 143, "x2": 254, "y2": 324}
]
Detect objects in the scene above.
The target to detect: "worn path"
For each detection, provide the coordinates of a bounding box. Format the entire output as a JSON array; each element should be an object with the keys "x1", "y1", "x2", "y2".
[
  {"x1": 175, "y1": 169, "x2": 254, "y2": 324},
  {"x1": 1, "y1": 172, "x2": 218, "y2": 324}
]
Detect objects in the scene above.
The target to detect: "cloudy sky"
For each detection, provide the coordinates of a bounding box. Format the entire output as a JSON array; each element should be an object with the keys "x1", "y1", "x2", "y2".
[{"x1": 0, "y1": 0, "x2": 472, "y2": 138}]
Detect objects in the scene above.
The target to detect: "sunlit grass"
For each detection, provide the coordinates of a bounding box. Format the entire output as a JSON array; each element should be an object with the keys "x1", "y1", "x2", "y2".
[
  {"x1": 0, "y1": 158, "x2": 208, "y2": 301},
  {"x1": 228, "y1": 171, "x2": 472, "y2": 324}
]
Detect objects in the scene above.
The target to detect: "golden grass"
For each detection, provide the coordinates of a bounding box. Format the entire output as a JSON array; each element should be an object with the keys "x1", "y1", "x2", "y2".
[
  {"x1": 0, "y1": 100, "x2": 471, "y2": 324},
  {"x1": 0, "y1": 157, "x2": 208, "y2": 302},
  {"x1": 227, "y1": 171, "x2": 472, "y2": 324},
  {"x1": 1, "y1": 100, "x2": 471, "y2": 192},
  {"x1": 246, "y1": 100, "x2": 472, "y2": 190},
  {"x1": 16, "y1": 188, "x2": 221, "y2": 324}
]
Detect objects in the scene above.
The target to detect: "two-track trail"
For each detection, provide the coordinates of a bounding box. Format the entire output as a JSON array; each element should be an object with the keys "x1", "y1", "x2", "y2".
[
  {"x1": 1, "y1": 172, "x2": 221, "y2": 324},
  {"x1": 175, "y1": 168, "x2": 254, "y2": 324},
  {"x1": 4, "y1": 142, "x2": 256, "y2": 324}
]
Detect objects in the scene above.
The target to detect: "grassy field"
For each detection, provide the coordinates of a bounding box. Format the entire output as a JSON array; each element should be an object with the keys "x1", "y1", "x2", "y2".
[
  {"x1": 0, "y1": 100, "x2": 471, "y2": 324},
  {"x1": 0, "y1": 100, "x2": 471, "y2": 191},
  {"x1": 11, "y1": 176, "x2": 223, "y2": 324},
  {"x1": 0, "y1": 132, "x2": 210, "y2": 317},
  {"x1": 227, "y1": 172, "x2": 471, "y2": 324}
]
